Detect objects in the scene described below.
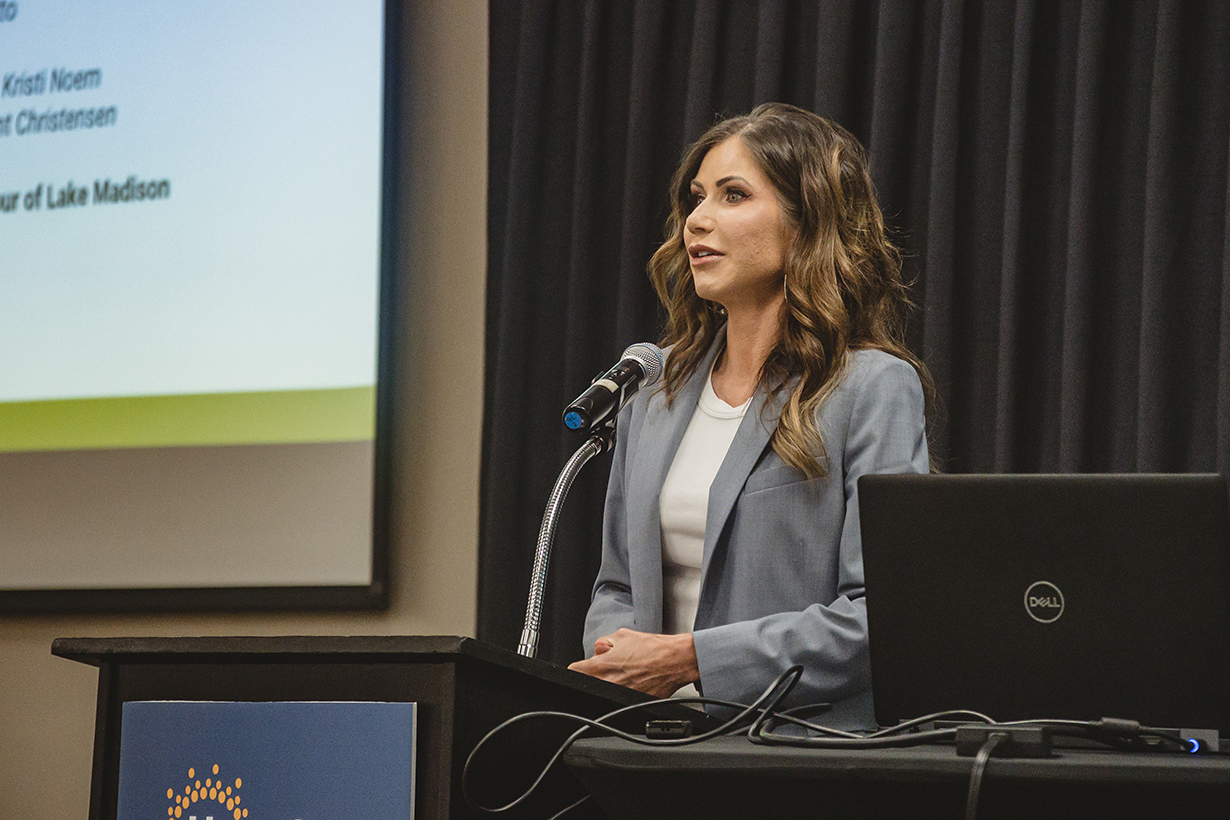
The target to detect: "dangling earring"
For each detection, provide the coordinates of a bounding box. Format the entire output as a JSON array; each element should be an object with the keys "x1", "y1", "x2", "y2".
[{"x1": 783, "y1": 272, "x2": 789, "y2": 305}]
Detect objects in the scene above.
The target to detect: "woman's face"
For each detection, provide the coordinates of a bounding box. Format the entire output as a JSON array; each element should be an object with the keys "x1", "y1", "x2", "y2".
[{"x1": 684, "y1": 136, "x2": 794, "y2": 313}]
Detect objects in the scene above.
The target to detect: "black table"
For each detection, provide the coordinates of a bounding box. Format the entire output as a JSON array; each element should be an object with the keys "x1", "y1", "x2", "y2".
[{"x1": 564, "y1": 735, "x2": 1230, "y2": 818}]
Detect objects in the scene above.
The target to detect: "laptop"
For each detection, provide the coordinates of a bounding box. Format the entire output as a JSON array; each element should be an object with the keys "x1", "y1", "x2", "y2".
[{"x1": 858, "y1": 473, "x2": 1230, "y2": 739}]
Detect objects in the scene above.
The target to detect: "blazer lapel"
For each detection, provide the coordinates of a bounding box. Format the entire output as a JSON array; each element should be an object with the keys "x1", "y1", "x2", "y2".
[
  {"x1": 697, "y1": 379, "x2": 789, "y2": 617},
  {"x1": 622, "y1": 332, "x2": 725, "y2": 632}
]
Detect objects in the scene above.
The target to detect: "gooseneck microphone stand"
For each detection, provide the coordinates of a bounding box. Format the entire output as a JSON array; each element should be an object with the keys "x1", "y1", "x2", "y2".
[
  {"x1": 516, "y1": 341, "x2": 663, "y2": 660},
  {"x1": 517, "y1": 421, "x2": 616, "y2": 659}
]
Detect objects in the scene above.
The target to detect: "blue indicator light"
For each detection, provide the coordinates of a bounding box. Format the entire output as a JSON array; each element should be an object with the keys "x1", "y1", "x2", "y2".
[
  {"x1": 1186, "y1": 738, "x2": 1202, "y2": 754},
  {"x1": 564, "y1": 411, "x2": 584, "y2": 430}
]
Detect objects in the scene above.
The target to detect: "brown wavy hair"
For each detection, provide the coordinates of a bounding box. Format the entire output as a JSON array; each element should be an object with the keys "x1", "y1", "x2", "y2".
[{"x1": 649, "y1": 102, "x2": 934, "y2": 477}]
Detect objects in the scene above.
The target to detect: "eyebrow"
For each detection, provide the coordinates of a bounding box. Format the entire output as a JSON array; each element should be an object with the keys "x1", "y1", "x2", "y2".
[{"x1": 690, "y1": 175, "x2": 752, "y2": 189}]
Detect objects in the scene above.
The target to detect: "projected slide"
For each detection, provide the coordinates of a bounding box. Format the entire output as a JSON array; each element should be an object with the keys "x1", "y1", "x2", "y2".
[
  {"x1": 0, "y1": 1, "x2": 382, "y2": 450},
  {"x1": 0, "y1": 1, "x2": 388, "y2": 602}
]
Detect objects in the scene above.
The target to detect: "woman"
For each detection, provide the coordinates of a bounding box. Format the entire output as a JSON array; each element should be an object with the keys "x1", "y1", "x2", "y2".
[{"x1": 567, "y1": 103, "x2": 932, "y2": 730}]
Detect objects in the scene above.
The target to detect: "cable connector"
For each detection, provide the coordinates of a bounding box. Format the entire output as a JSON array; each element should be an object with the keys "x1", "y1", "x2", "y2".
[
  {"x1": 1091, "y1": 717, "x2": 1142, "y2": 737},
  {"x1": 955, "y1": 725, "x2": 1051, "y2": 758}
]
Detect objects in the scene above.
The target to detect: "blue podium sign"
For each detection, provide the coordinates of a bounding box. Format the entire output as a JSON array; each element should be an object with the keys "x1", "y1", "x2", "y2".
[{"x1": 117, "y1": 701, "x2": 417, "y2": 820}]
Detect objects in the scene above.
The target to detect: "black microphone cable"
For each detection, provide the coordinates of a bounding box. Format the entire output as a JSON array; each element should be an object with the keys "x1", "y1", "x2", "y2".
[
  {"x1": 964, "y1": 730, "x2": 1009, "y2": 820},
  {"x1": 460, "y1": 666, "x2": 807, "y2": 816}
]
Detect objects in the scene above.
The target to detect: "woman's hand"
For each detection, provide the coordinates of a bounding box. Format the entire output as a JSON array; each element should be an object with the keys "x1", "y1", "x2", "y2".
[{"x1": 567, "y1": 628, "x2": 700, "y2": 698}]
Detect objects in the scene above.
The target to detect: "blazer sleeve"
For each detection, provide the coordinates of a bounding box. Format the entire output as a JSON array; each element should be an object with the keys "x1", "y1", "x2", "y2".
[
  {"x1": 690, "y1": 355, "x2": 929, "y2": 715},
  {"x1": 581, "y1": 402, "x2": 638, "y2": 656}
]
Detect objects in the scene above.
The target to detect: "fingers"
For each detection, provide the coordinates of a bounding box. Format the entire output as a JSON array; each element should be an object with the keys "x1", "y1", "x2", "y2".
[
  {"x1": 566, "y1": 630, "x2": 698, "y2": 698},
  {"x1": 567, "y1": 634, "x2": 615, "y2": 675}
]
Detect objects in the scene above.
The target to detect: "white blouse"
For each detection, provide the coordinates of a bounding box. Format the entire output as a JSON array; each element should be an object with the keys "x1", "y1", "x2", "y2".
[{"x1": 659, "y1": 369, "x2": 751, "y2": 637}]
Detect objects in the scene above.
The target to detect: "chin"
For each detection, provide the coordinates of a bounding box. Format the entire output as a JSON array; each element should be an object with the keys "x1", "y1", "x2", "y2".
[{"x1": 690, "y1": 276, "x2": 726, "y2": 305}]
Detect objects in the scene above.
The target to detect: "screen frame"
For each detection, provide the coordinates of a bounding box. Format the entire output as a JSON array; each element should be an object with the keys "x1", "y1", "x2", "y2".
[{"x1": 0, "y1": 0, "x2": 400, "y2": 613}]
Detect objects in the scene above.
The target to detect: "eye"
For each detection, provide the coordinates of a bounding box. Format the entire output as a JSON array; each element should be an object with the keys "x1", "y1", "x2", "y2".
[
  {"x1": 688, "y1": 189, "x2": 704, "y2": 208},
  {"x1": 723, "y1": 187, "x2": 748, "y2": 203}
]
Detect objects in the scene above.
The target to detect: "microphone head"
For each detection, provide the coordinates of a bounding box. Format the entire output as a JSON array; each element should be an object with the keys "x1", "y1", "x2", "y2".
[{"x1": 621, "y1": 342, "x2": 664, "y2": 386}]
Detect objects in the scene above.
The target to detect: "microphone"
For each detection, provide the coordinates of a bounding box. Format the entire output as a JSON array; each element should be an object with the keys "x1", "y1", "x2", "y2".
[{"x1": 563, "y1": 342, "x2": 664, "y2": 433}]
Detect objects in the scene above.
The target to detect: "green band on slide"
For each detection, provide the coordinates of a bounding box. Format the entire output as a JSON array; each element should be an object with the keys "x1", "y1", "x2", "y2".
[{"x1": 0, "y1": 386, "x2": 376, "y2": 452}]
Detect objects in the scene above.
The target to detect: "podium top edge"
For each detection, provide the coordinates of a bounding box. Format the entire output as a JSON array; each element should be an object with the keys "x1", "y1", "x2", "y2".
[
  {"x1": 51, "y1": 635, "x2": 490, "y2": 665},
  {"x1": 51, "y1": 634, "x2": 714, "y2": 724}
]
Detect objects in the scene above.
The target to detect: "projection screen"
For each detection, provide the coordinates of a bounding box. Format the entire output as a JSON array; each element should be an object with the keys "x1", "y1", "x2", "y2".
[{"x1": 0, "y1": 0, "x2": 395, "y2": 610}]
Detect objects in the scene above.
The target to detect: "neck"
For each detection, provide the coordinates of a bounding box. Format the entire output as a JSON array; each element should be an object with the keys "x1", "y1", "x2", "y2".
[{"x1": 711, "y1": 300, "x2": 784, "y2": 405}]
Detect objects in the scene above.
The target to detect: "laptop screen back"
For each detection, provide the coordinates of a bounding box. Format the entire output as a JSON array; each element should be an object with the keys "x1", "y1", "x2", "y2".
[{"x1": 858, "y1": 473, "x2": 1230, "y2": 734}]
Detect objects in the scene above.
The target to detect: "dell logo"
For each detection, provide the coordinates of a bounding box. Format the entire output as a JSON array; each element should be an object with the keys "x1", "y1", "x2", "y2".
[{"x1": 1024, "y1": 581, "x2": 1065, "y2": 623}]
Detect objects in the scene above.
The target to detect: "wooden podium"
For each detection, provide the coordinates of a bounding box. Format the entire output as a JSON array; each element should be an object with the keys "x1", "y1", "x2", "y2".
[{"x1": 54, "y1": 635, "x2": 658, "y2": 820}]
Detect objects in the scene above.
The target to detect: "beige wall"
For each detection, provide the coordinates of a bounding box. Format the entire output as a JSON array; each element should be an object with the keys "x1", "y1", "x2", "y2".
[{"x1": 0, "y1": 2, "x2": 488, "y2": 816}]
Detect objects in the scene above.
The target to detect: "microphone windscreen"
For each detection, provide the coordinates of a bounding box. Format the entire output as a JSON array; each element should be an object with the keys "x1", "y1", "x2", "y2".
[{"x1": 621, "y1": 342, "x2": 664, "y2": 386}]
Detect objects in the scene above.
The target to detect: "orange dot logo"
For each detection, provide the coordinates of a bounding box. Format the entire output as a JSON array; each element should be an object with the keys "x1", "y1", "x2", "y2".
[{"x1": 167, "y1": 764, "x2": 247, "y2": 820}]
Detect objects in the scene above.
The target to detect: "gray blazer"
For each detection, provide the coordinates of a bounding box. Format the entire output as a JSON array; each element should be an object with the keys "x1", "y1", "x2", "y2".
[{"x1": 582, "y1": 331, "x2": 929, "y2": 730}]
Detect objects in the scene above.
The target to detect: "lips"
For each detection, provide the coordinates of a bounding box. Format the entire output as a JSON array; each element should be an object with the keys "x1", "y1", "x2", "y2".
[{"x1": 688, "y1": 243, "x2": 722, "y2": 261}]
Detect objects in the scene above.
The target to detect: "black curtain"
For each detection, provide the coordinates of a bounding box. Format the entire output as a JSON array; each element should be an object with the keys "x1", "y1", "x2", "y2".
[{"x1": 481, "y1": 0, "x2": 1230, "y2": 663}]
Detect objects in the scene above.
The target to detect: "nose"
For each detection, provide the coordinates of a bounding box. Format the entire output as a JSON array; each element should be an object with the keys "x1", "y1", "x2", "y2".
[{"x1": 684, "y1": 199, "x2": 712, "y2": 237}]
